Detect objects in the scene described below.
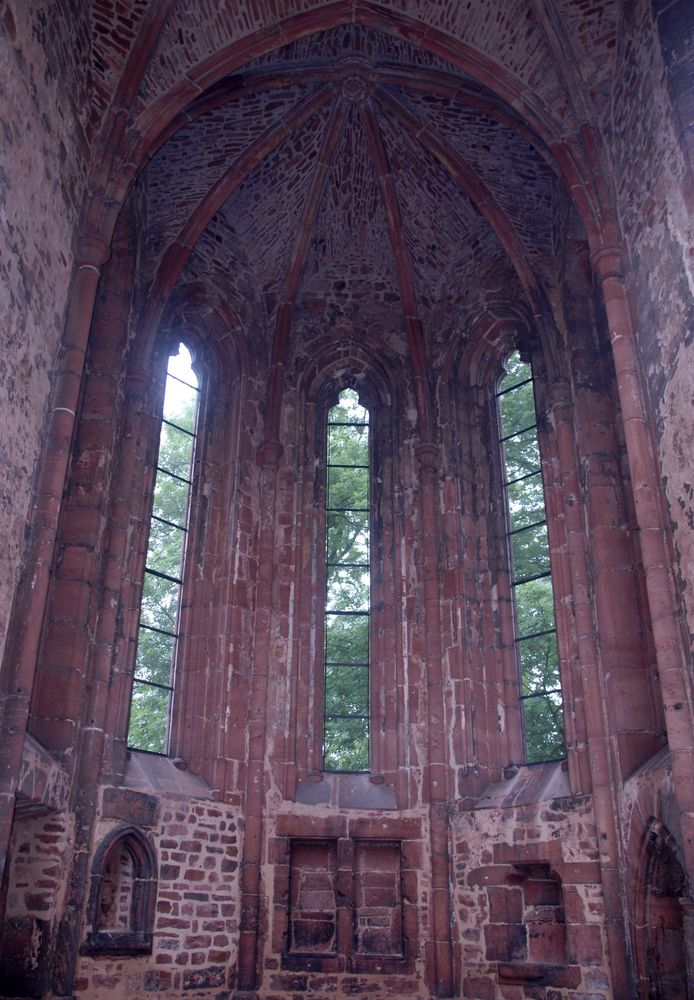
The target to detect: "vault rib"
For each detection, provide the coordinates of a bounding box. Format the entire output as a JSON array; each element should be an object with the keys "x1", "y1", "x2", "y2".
[
  {"x1": 263, "y1": 96, "x2": 348, "y2": 446},
  {"x1": 142, "y1": 85, "x2": 335, "y2": 337},
  {"x1": 359, "y1": 98, "x2": 432, "y2": 440},
  {"x1": 374, "y1": 84, "x2": 545, "y2": 316}
]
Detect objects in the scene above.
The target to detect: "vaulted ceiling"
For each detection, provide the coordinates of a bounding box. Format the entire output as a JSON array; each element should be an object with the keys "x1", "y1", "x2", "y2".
[{"x1": 79, "y1": 2, "x2": 622, "y2": 366}]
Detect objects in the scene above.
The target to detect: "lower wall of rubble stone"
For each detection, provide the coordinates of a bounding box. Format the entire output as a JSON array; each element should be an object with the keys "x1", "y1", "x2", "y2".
[
  {"x1": 70, "y1": 790, "x2": 242, "y2": 1000},
  {"x1": 5, "y1": 757, "x2": 687, "y2": 998}
]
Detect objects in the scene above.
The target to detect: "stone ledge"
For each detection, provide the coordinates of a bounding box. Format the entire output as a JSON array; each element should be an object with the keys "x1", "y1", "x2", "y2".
[
  {"x1": 16, "y1": 734, "x2": 70, "y2": 816},
  {"x1": 123, "y1": 751, "x2": 214, "y2": 799},
  {"x1": 498, "y1": 961, "x2": 581, "y2": 987}
]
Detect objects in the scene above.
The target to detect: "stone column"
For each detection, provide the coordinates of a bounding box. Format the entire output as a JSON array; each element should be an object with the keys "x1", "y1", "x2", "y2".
[
  {"x1": 236, "y1": 439, "x2": 283, "y2": 994},
  {"x1": 593, "y1": 244, "x2": 694, "y2": 881},
  {"x1": 547, "y1": 377, "x2": 630, "y2": 998},
  {"x1": 0, "y1": 235, "x2": 110, "y2": 883},
  {"x1": 416, "y1": 442, "x2": 455, "y2": 998}
]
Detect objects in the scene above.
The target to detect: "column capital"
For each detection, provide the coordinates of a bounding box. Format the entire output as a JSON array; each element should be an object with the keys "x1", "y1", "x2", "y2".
[
  {"x1": 415, "y1": 441, "x2": 439, "y2": 471},
  {"x1": 256, "y1": 439, "x2": 283, "y2": 468},
  {"x1": 75, "y1": 233, "x2": 112, "y2": 269},
  {"x1": 590, "y1": 243, "x2": 625, "y2": 282},
  {"x1": 124, "y1": 368, "x2": 151, "y2": 400}
]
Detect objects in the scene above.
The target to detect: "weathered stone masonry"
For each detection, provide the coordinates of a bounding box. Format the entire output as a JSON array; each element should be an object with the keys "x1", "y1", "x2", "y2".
[{"x1": 1, "y1": 2, "x2": 693, "y2": 998}]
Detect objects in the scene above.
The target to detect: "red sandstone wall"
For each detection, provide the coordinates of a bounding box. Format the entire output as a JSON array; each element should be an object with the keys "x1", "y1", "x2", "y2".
[
  {"x1": 451, "y1": 789, "x2": 613, "y2": 999},
  {"x1": 74, "y1": 793, "x2": 243, "y2": 1000},
  {"x1": 606, "y1": 0, "x2": 694, "y2": 649},
  {"x1": 0, "y1": 0, "x2": 92, "y2": 665},
  {"x1": 2, "y1": 4, "x2": 691, "y2": 998},
  {"x1": 0, "y1": 809, "x2": 74, "y2": 996}
]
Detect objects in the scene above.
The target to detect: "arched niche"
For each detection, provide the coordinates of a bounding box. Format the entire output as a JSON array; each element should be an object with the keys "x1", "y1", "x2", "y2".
[
  {"x1": 80, "y1": 826, "x2": 157, "y2": 956},
  {"x1": 635, "y1": 821, "x2": 691, "y2": 1000}
]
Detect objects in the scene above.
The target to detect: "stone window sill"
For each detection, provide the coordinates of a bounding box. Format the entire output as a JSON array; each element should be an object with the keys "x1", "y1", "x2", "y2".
[{"x1": 80, "y1": 931, "x2": 152, "y2": 957}]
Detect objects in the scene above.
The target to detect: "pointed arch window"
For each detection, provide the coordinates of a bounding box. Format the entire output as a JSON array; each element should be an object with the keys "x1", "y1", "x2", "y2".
[
  {"x1": 497, "y1": 351, "x2": 564, "y2": 762},
  {"x1": 323, "y1": 389, "x2": 371, "y2": 772},
  {"x1": 127, "y1": 344, "x2": 200, "y2": 753}
]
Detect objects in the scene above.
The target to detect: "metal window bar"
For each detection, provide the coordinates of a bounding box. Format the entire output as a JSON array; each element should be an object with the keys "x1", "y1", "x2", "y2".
[
  {"x1": 325, "y1": 609, "x2": 370, "y2": 616},
  {"x1": 128, "y1": 346, "x2": 199, "y2": 754},
  {"x1": 131, "y1": 677, "x2": 173, "y2": 694},
  {"x1": 515, "y1": 626, "x2": 556, "y2": 642},
  {"x1": 508, "y1": 517, "x2": 547, "y2": 537},
  {"x1": 520, "y1": 688, "x2": 561, "y2": 701},
  {"x1": 324, "y1": 662, "x2": 370, "y2": 669},
  {"x1": 166, "y1": 371, "x2": 199, "y2": 392},
  {"x1": 326, "y1": 561, "x2": 369, "y2": 569},
  {"x1": 500, "y1": 422, "x2": 538, "y2": 443},
  {"x1": 143, "y1": 566, "x2": 183, "y2": 586},
  {"x1": 161, "y1": 416, "x2": 196, "y2": 437},
  {"x1": 138, "y1": 622, "x2": 178, "y2": 640},
  {"x1": 496, "y1": 375, "x2": 534, "y2": 397},
  {"x1": 498, "y1": 354, "x2": 564, "y2": 762},
  {"x1": 504, "y1": 467, "x2": 543, "y2": 488},
  {"x1": 155, "y1": 464, "x2": 192, "y2": 485},
  {"x1": 513, "y1": 569, "x2": 552, "y2": 587},
  {"x1": 150, "y1": 512, "x2": 188, "y2": 533}
]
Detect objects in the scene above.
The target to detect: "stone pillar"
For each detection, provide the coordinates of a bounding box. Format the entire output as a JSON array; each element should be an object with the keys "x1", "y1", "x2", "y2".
[
  {"x1": 593, "y1": 244, "x2": 694, "y2": 882},
  {"x1": 416, "y1": 442, "x2": 455, "y2": 998},
  {"x1": 0, "y1": 235, "x2": 110, "y2": 884},
  {"x1": 48, "y1": 222, "x2": 143, "y2": 995},
  {"x1": 547, "y1": 377, "x2": 631, "y2": 998},
  {"x1": 236, "y1": 438, "x2": 283, "y2": 994}
]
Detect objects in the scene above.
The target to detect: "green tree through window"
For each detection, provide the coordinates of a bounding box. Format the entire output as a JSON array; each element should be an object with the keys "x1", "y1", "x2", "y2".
[
  {"x1": 323, "y1": 389, "x2": 370, "y2": 771},
  {"x1": 497, "y1": 352, "x2": 565, "y2": 762},
  {"x1": 127, "y1": 344, "x2": 200, "y2": 753}
]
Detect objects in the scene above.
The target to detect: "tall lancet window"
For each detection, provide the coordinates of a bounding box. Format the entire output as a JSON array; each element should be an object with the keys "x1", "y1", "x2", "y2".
[
  {"x1": 323, "y1": 389, "x2": 371, "y2": 771},
  {"x1": 497, "y1": 352, "x2": 565, "y2": 762},
  {"x1": 128, "y1": 344, "x2": 200, "y2": 753}
]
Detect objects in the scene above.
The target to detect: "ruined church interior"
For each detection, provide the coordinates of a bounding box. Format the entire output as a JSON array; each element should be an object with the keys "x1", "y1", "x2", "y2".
[{"x1": 1, "y1": 1, "x2": 693, "y2": 997}]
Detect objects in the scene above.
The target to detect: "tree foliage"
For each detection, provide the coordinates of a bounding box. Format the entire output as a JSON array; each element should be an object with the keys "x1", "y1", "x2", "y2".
[
  {"x1": 323, "y1": 390, "x2": 370, "y2": 771},
  {"x1": 499, "y1": 353, "x2": 565, "y2": 762},
  {"x1": 128, "y1": 354, "x2": 198, "y2": 753},
  {"x1": 129, "y1": 355, "x2": 565, "y2": 766}
]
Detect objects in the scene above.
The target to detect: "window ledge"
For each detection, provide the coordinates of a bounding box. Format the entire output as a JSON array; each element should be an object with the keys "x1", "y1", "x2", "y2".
[
  {"x1": 473, "y1": 759, "x2": 572, "y2": 810},
  {"x1": 80, "y1": 931, "x2": 152, "y2": 957},
  {"x1": 295, "y1": 772, "x2": 397, "y2": 810},
  {"x1": 123, "y1": 750, "x2": 214, "y2": 799}
]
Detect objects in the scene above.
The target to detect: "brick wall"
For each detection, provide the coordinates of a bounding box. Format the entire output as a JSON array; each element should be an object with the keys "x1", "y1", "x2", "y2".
[
  {"x1": 74, "y1": 794, "x2": 242, "y2": 1000},
  {"x1": 0, "y1": 810, "x2": 74, "y2": 996},
  {"x1": 452, "y1": 792, "x2": 613, "y2": 1000}
]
